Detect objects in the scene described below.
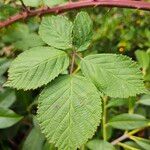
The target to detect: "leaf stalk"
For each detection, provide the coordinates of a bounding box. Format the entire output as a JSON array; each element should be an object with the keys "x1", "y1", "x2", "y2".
[{"x1": 102, "y1": 96, "x2": 108, "y2": 140}]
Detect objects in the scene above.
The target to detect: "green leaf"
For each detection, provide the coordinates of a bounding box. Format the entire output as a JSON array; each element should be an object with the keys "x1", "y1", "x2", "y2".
[
  {"x1": 14, "y1": 33, "x2": 45, "y2": 51},
  {"x1": 107, "y1": 113, "x2": 149, "y2": 130},
  {"x1": 135, "y1": 50, "x2": 150, "y2": 70},
  {"x1": 124, "y1": 141, "x2": 141, "y2": 150},
  {"x1": 0, "y1": 108, "x2": 23, "y2": 129},
  {"x1": 39, "y1": 16, "x2": 73, "y2": 50},
  {"x1": 0, "y1": 88, "x2": 16, "y2": 108},
  {"x1": 37, "y1": 75, "x2": 102, "y2": 150},
  {"x1": 86, "y1": 139, "x2": 116, "y2": 150},
  {"x1": 2, "y1": 23, "x2": 29, "y2": 43},
  {"x1": 44, "y1": 0, "x2": 67, "y2": 6},
  {"x1": 5, "y1": 46, "x2": 69, "y2": 90},
  {"x1": 138, "y1": 94, "x2": 150, "y2": 106},
  {"x1": 73, "y1": 11, "x2": 93, "y2": 51},
  {"x1": 132, "y1": 136, "x2": 150, "y2": 150},
  {"x1": 0, "y1": 58, "x2": 12, "y2": 75},
  {"x1": 135, "y1": 50, "x2": 150, "y2": 79},
  {"x1": 106, "y1": 98, "x2": 128, "y2": 108},
  {"x1": 81, "y1": 54, "x2": 145, "y2": 98},
  {"x1": 23, "y1": 0, "x2": 42, "y2": 7},
  {"x1": 22, "y1": 127, "x2": 45, "y2": 150}
]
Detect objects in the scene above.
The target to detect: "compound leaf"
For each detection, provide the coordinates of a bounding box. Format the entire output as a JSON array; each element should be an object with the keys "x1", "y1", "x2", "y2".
[
  {"x1": 5, "y1": 47, "x2": 69, "y2": 90},
  {"x1": 107, "y1": 113, "x2": 150, "y2": 130},
  {"x1": 73, "y1": 12, "x2": 93, "y2": 51},
  {"x1": 37, "y1": 75, "x2": 102, "y2": 150},
  {"x1": 39, "y1": 16, "x2": 73, "y2": 50},
  {"x1": 81, "y1": 54, "x2": 145, "y2": 98}
]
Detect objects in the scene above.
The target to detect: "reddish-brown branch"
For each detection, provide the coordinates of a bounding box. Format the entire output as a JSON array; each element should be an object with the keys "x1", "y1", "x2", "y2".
[{"x1": 0, "y1": 0, "x2": 150, "y2": 28}]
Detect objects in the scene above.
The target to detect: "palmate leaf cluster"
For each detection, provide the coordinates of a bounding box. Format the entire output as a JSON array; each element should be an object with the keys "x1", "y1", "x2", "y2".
[{"x1": 3, "y1": 11, "x2": 147, "y2": 150}]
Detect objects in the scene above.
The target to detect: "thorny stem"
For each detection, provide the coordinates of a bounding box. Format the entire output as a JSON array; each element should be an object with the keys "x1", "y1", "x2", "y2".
[
  {"x1": 70, "y1": 51, "x2": 76, "y2": 74},
  {"x1": 111, "y1": 127, "x2": 148, "y2": 145},
  {"x1": 102, "y1": 96, "x2": 108, "y2": 140},
  {"x1": 0, "y1": 0, "x2": 150, "y2": 28}
]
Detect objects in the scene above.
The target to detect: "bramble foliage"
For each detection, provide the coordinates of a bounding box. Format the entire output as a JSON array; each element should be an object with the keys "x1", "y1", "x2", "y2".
[
  {"x1": 39, "y1": 16, "x2": 73, "y2": 50},
  {"x1": 0, "y1": 1, "x2": 150, "y2": 150},
  {"x1": 81, "y1": 54, "x2": 145, "y2": 98},
  {"x1": 5, "y1": 47, "x2": 69, "y2": 90},
  {"x1": 37, "y1": 75, "x2": 102, "y2": 150}
]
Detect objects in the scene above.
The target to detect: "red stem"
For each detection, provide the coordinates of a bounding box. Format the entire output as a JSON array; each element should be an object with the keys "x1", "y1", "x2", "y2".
[{"x1": 0, "y1": 0, "x2": 150, "y2": 28}]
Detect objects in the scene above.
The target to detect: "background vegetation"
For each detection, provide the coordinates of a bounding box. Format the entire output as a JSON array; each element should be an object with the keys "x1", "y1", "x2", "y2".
[{"x1": 0, "y1": 0, "x2": 150, "y2": 150}]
